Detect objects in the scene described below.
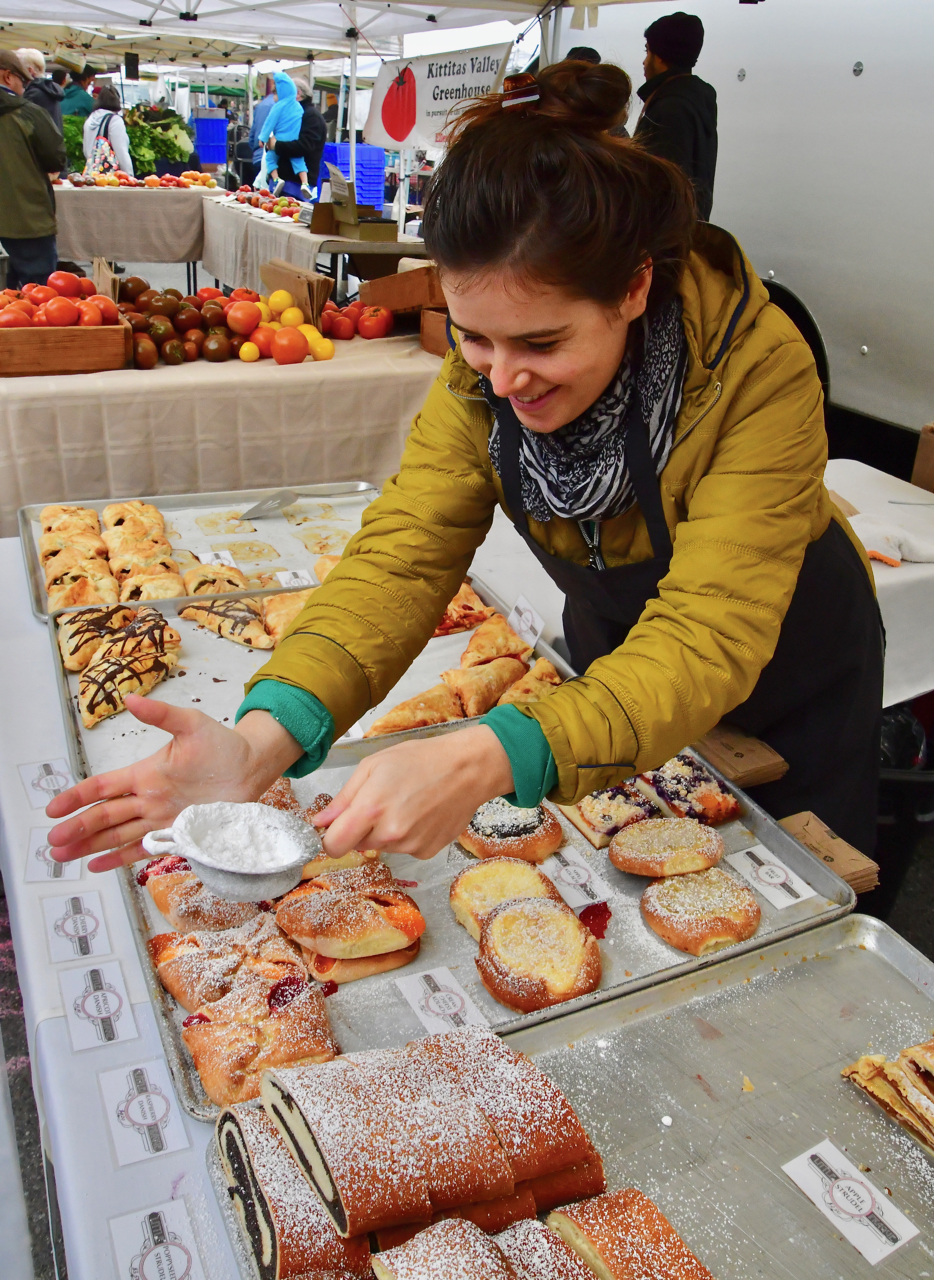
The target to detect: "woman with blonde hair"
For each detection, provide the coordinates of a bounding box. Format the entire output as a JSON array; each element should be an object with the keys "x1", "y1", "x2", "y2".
[{"x1": 18, "y1": 47, "x2": 64, "y2": 130}]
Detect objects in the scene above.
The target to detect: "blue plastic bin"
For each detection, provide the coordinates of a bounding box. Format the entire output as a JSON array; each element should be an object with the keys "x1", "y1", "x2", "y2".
[
  {"x1": 193, "y1": 117, "x2": 227, "y2": 165},
  {"x1": 318, "y1": 142, "x2": 386, "y2": 206}
]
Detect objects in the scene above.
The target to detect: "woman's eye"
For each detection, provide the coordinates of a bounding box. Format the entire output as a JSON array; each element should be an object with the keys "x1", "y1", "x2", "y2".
[
  {"x1": 460, "y1": 332, "x2": 485, "y2": 345},
  {"x1": 526, "y1": 341, "x2": 557, "y2": 352}
]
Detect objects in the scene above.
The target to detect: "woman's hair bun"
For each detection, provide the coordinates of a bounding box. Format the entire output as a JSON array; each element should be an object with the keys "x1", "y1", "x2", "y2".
[{"x1": 534, "y1": 60, "x2": 631, "y2": 133}]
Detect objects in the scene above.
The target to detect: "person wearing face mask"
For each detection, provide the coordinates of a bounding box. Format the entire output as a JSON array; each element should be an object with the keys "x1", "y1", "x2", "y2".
[{"x1": 45, "y1": 62, "x2": 882, "y2": 879}]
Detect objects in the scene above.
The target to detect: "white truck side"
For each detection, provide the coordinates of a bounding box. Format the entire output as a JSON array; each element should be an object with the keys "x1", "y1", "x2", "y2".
[{"x1": 557, "y1": 0, "x2": 934, "y2": 431}]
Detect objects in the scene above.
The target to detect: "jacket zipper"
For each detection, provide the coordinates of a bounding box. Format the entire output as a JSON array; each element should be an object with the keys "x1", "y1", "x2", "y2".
[
  {"x1": 672, "y1": 381, "x2": 722, "y2": 452},
  {"x1": 579, "y1": 520, "x2": 606, "y2": 570}
]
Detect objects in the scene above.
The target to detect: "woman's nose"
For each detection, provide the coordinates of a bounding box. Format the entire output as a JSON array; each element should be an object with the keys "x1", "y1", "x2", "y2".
[{"x1": 489, "y1": 358, "x2": 532, "y2": 400}]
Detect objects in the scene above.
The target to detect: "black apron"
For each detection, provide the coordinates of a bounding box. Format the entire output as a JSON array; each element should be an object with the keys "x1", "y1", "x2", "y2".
[{"x1": 494, "y1": 392, "x2": 884, "y2": 855}]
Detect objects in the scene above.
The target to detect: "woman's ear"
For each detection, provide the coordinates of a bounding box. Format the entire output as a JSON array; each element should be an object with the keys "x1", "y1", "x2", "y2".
[{"x1": 619, "y1": 261, "x2": 654, "y2": 324}]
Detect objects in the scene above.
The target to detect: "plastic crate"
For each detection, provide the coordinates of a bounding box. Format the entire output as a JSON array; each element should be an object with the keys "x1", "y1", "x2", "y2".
[
  {"x1": 318, "y1": 143, "x2": 386, "y2": 205},
  {"x1": 194, "y1": 117, "x2": 227, "y2": 165}
]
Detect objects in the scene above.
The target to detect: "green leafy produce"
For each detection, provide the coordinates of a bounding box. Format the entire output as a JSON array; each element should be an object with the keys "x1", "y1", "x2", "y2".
[{"x1": 62, "y1": 115, "x2": 85, "y2": 174}]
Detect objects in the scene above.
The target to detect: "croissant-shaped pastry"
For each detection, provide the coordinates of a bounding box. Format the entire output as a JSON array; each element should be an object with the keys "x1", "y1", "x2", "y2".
[
  {"x1": 56, "y1": 604, "x2": 135, "y2": 671},
  {"x1": 39, "y1": 530, "x2": 108, "y2": 567},
  {"x1": 182, "y1": 564, "x2": 249, "y2": 595},
  {"x1": 178, "y1": 597, "x2": 274, "y2": 648},
  {"x1": 40, "y1": 504, "x2": 101, "y2": 536},
  {"x1": 275, "y1": 887, "x2": 425, "y2": 958},
  {"x1": 119, "y1": 570, "x2": 186, "y2": 602},
  {"x1": 78, "y1": 648, "x2": 178, "y2": 727},
  {"x1": 101, "y1": 500, "x2": 165, "y2": 534}
]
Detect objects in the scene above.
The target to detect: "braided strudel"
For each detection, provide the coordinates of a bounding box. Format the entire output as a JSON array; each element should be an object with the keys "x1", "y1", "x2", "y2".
[
  {"x1": 183, "y1": 564, "x2": 250, "y2": 595},
  {"x1": 56, "y1": 604, "x2": 134, "y2": 671},
  {"x1": 178, "y1": 597, "x2": 274, "y2": 648},
  {"x1": 41, "y1": 504, "x2": 101, "y2": 535},
  {"x1": 108, "y1": 541, "x2": 178, "y2": 583},
  {"x1": 119, "y1": 569, "x2": 186, "y2": 602},
  {"x1": 39, "y1": 529, "x2": 108, "y2": 567},
  {"x1": 101, "y1": 500, "x2": 165, "y2": 534}
]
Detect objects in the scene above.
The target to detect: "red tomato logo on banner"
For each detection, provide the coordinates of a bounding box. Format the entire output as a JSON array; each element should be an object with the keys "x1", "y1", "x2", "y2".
[{"x1": 381, "y1": 65, "x2": 417, "y2": 141}]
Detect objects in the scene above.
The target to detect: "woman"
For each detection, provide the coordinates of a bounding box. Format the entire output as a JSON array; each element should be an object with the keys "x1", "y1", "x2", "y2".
[
  {"x1": 265, "y1": 75, "x2": 326, "y2": 202},
  {"x1": 18, "y1": 48, "x2": 64, "y2": 132},
  {"x1": 47, "y1": 62, "x2": 882, "y2": 875},
  {"x1": 83, "y1": 84, "x2": 134, "y2": 177}
]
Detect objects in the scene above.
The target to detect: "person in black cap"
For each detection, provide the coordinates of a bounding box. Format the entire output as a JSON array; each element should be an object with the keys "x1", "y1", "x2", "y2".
[{"x1": 633, "y1": 12, "x2": 717, "y2": 220}]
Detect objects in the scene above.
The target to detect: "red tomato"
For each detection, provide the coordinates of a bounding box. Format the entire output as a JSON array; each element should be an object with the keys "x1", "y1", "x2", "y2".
[
  {"x1": 227, "y1": 301, "x2": 261, "y2": 335},
  {"x1": 87, "y1": 294, "x2": 119, "y2": 323},
  {"x1": 250, "y1": 324, "x2": 277, "y2": 357},
  {"x1": 9, "y1": 300, "x2": 36, "y2": 318},
  {"x1": 319, "y1": 309, "x2": 333, "y2": 335},
  {"x1": 78, "y1": 301, "x2": 103, "y2": 326},
  {"x1": 21, "y1": 283, "x2": 38, "y2": 296},
  {"x1": 29, "y1": 285, "x2": 58, "y2": 305},
  {"x1": 323, "y1": 300, "x2": 338, "y2": 312},
  {"x1": 32, "y1": 309, "x2": 49, "y2": 326},
  {"x1": 78, "y1": 277, "x2": 97, "y2": 297},
  {"x1": 343, "y1": 301, "x2": 365, "y2": 317},
  {"x1": 229, "y1": 287, "x2": 260, "y2": 303},
  {"x1": 381, "y1": 64, "x2": 416, "y2": 142},
  {"x1": 271, "y1": 327, "x2": 309, "y2": 365},
  {"x1": 357, "y1": 306, "x2": 394, "y2": 339},
  {"x1": 46, "y1": 296, "x2": 80, "y2": 326},
  {"x1": 181, "y1": 295, "x2": 203, "y2": 311},
  {"x1": 48, "y1": 270, "x2": 83, "y2": 297},
  {"x1": 0, "y1": 308, "x2": 31, "y2": 328},
  {"x1": 196, "y1": 286, "x2": 224, "y2": 302},
  {"x1": 330, "y1": 314, "x2": 356, "y2": 340},
  {"x1": 182, "y1": 341, "x2": 200, "y2": 362}
]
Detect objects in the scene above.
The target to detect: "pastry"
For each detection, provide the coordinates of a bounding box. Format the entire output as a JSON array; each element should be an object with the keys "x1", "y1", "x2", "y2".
[
  {"x1": 56, "y1": 604, "x2": 134, "y2": 671},
  {"x1": 640, "y1": 866, "x2": 761, "y2": 956},
  {"x1": 517, "y1": 1154, "x2": 607, "y2": 1213},
  {"x1": 48, "y1": 575, "x2": 119, "y2": 611},
  {"x1": 314, "y1": 555, "x2": 341, "y2": 582},
  {"x1": 432, "y1": 581, "x2": 496, "y2": 637},
  {"x1": 496, "y1": 656, "x2": 562, "y2": 706},
  {"x1": 182, "y1": 564, "x2": 250, "y2": 595},
  {"x1": 38, "y1": 529, "x2": 107, "y2": 567},
  {"x1": 78, "y1": 648, "x2": 177, "y2": 727},
  {"x1": 303, "y1": 938, "x2": 421, "y2": 984},
  {"x1": 44, "y1": 547, "x2": 116, "y2": 589},
  {"x1": 178, "y1": 597, "x2": 274, "y2": 648},
  {"x1": 107, "y1": 541, "x2": 178, "y2": 583},
  {"x1": 496, "y1": 1218, "x2": 595, "y2": 1280},
  {"x1": 371, "y1": 1219, "x2": 518, "y2": 1280},
  {"x1": 547, "y1": 1188, "x2": 715, "y2": 1280},
  {"x1": 460, "y1": 614, "x2": 534, "y2": 668},
  {"x1": 183, "y1": 980, "x2": 338, "y2": 1106},
  {"x1": 609, "y1": 817, "x2": 724, "y2": 877},
  {"x1": 557, "y1": 782, "x2": 659, "y2": 849},
  {"x1": 301, "y1": 862, "x2": 397, "y2": 895},
  {"x1": 363, "y1": 684, "x2": 464, "y2": 738},
  {"x1": 636, "y1": 753, "x2": 741, "y2": 825},
  {"x1": 275, "y1": 887, "x2": 425, "y2": 959},
  {"x1": 40, "y1": 504, "x2": 100, "y2": 535},
  {"x1": 101, "y1": 523, "x2": 170, "y2": 559},
  {"x1": 843, "y1": 1037, "x2": 934, "y2": 1155},
  {"x1": 443, "y1": 657, "x2": 529, "y2": 718},
  {"x1": 263, "y1": 589, "x2": 316, "y2": 646},
  {"x1": 138, "y1": 855, "x2": 264, "y2": 932},
  {"x1": 441, "y1": 1186, "x2": 536, "y2": 1234},
  {"x1": 94, "y1": 605, "x2": 181, "y2": 663},
  {"x1": 101, "y1": 500, "x2": 165, "y2": 533},
  {"x1": 216, "y1": 1103, "x2": 371, "y2": 1279},
  {"x1": 450, "y1": 858, "x2": 564, "y2": 940},
  {"x1": 119, "y1": 570, "x2": 186, "y2": 602},
  {"x1": 477, "y1": 898, "x2": 601, "y2": 1013},
  {"x1": 459, "y1": 798, "x2": 563, "y2": 864}
]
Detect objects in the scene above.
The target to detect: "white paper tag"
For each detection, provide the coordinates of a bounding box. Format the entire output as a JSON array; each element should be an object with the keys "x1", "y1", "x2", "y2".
[
  {"x1": 782, "y1": 1139, "x2": 918, "y2": 1264},
  {"x1": 725, "y1": 844, "x2": 816, "y2": 909},
  {"x1": 60, "y1": 961, "x2": 138, "y2": 1051},
  {"x1": 275, "y1": 568, "x2": 315, "y2": 588},
  {"x1": 541, "y1": 844, "x2": 614, "y2": 911},
  {"x1": 199, "y1": 549, "x2": 238, "y2": 568},
  {"x1": 507, "y1": 593, "x2": 545, "y2": 648},
  {"x1": 26, "y1": 827, "x2": 81, "y2": 882},
  {"x1": 395, "y1": 967, "x2": 490, "y2": 1034},
  {"x1": 43, "y1": 891, "x2": 111, "y2": 963},
  {"x1": 19, "y1": 758, "x2": 75, "y2": 809},
  {"x1": 99, "y1": 1059, "x2": 190, "y2": 1166},
  {"x1": 110, "y1": 1197, "x2": 206, "y2": 1280}
]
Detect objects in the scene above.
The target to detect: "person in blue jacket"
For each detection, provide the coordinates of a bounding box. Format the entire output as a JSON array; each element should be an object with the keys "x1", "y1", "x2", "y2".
[
  {"x1": 247, "y1": 78, "x2": 275, "y2": 182},
  {"x1": 260, "y1": 72, "x2": 313, "y2": 198}
]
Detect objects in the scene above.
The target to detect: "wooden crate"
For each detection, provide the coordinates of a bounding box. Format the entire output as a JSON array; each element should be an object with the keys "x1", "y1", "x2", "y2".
[
  {"x1": 420, "y1": 307, "x2": 450, "y2": 357},
  {"x1": 0, "y1": 320, "x2": 131, "y2": 377},
  {"x1": 360, "y1": 265, "x2": 445, "y2": 314}
]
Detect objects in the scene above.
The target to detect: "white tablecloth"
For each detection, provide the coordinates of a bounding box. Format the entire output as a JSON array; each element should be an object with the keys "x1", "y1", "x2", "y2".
[
  {"x1": 54, "y1": 187, "x2": 209, "y2": 264},
  {"x1": 0, "y1": 334, "x2": 441, "y2": 538}
]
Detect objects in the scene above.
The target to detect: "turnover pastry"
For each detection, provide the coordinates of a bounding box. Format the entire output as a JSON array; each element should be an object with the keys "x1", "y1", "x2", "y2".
[
  {"x1": 45, "y1": 547, "x2": 116, "y2": 590},
  {"x1": 372, "y1": 1219, "x2": 518, "y2": 1280},
  {"x1": 641, "y1": 866, "x2": 760, "y2": 956},
  {"x1": 40, "y1": 504, "x2": 100, "y2": 535},
  {"x1": 119, "y1": 569, "x2": 186, "y2": 601},
  {"x1": 547, "y1": 1188, "x2": 715, "y2": 1280},
  {"x1": 182, "y1": 564, "x2": 250, "y2": 595},
  {"x1": 476, "y1": 898, "x2": 601, "y2": 1013},
  {"x1": 609, "y1": 817, "x2": 724, "y2": 877},
  {"x1": 636, "y1": 753, "x2": 741, "y2": 825},
  {"x1": 56, "y1": 604, "x2": 134, "y2": 671},
  {"x1": 432, "y1": 581, "x2": 496, "y2": 637},
  {"x1": 275, "y1": 884, "x2": 425, "y2": 959},
  {"x1": 107, "y1": 540, "x2": 178, "y2": 583},
  {"x1": 39, "y1": 529, "x2": 107, "y2": 567},
  {"x1": 94, "y1": 604, "x2": 181, "y2": 663},
  {"x1": 364, "y1": 683, "x2": 464, "y2": 738},
  {"x1": 558, "y1": 782, "x2": 658, "y2": 849},
  {"x1": 138, "y1": 855, "x2": 265, "y2": 932},
  {"x1": 101, "y1": 499, "x2": 164, "y2": 534},
  {"x1": 216, "y1": 1103, "x2": 371, "y2": 1280},
  {"x1": 459, "y1": 797, "x2": 563, "y2": 863},
  {"x1": 496, "y1": 656, "x2": 562, "y2": 706},
  {"x1": 48, "y1": 575, "x2": 120, "y2": 612},
  {"x1": 460, "y1": 613, "x2": 534, "y2": 668},
  {"x1": 843, "y1": 1037, "x2": 934, "y2": 1156},
  {"x1": 179, "y1": 596, "x2": 274, "y2": 648},
  {"x1": 314, "y1": 554, "x2": 341, "y2": 582},
  {"x1": 450, "y1": 857, "x2": 563, "y2": 940},
  {"x1": 78, "y1": 648, "x2": 177, "y2": 727},
  {"x1": 101, "y1": 523, "x2": 170, "y2": 559},
  {"x1": 442, "y1": 656, "x2": 528, "y2": 717},
  {"x1": 496, "y1": 1218, "x2": 596, "y2": 1280},
  {"x1": 262, "y1": 588, "x2": 316, "y2": 646}
]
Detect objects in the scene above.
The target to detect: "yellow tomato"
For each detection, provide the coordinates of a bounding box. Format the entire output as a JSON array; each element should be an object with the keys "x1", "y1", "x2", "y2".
[
  {"x1": 297, "y1": 324, "x2": 321, "y2": 344},
  {"x1": 308, "y1": 335, "x2": 335, "y2": 361},
  {"x1": 238, "y1": 341, "x2": 261, "y2": 362},
  {"x1": 268, "y1": 289, "x2": 294, "y2": 315},
  {"x1": 256, "y1": 302, "x2": 272, "y2": 323},
  {"x1": 279, "y1": 306, "x2": 305, "y2": 328},
  {"x1": 259, "y1": 294, "x2": 269, "y2": 304},
  {"x1": 267, "y1": 320, "x2": 282, "y2": 330}
]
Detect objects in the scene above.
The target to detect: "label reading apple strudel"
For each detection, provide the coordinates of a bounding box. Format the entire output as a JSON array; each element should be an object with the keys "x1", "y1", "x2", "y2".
[{"x1": 395, "y1": 967, "x2": 490, "y2": 1034}]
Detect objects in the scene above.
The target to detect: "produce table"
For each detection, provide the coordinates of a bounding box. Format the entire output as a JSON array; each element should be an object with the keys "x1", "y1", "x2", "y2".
[
  {"x1": 0, "y1": 334, "x2": 442, "y2": 539},
  {"x1": 54, "y1": 187, "x2": 209, "y2": 265}
]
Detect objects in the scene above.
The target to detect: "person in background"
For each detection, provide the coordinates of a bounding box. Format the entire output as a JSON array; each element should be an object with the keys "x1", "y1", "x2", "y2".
[
  {"x1": 633, "y1": 11, "x2": 717, "y2": 220},
  {"x1": 0, "y1": 49, "x2": 66, "y2": 287},
  {"x1": 267, "y1": 75, "x2": 326, "y2": 203},
  {"x1": 83, "y1": 84, "x2": 134, "y2": 176},
  {"x1": 18, "y1": 48, "x2": 64, "y2": 132},
  {"x1": 563, "y1": 45, "x2": 630, "y2": 137},
  {"x1": 322, "y1": 91, "x2": 338, "y2": 142},
  {"x1": 62, "y1": 65, "x2": 96, "y2": 117},
  {"x1": 247, "y1": 77, "x2": 275, "y2": 182},
  {"x1": 260, "y1": 72, "x2": 314, "y2": 199}
]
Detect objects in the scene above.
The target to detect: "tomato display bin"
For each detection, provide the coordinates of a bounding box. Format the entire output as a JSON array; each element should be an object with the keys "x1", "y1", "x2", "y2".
[{"x1": 0, "y1": 319, "x2": 131, "y2": 377}]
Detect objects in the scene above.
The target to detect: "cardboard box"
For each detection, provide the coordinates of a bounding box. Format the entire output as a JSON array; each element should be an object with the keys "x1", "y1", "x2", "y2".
[
  {"x1": 360, "y1": 265, "x2": 444, "y2": 314},
  {"x1": 420, "y1": 308, "x2": 450, "y2": 358},
  {"x1": 692, "y1": 723, "x2": 789, "y2": 788},
  {"x1": 259, "y1": 258, "x2": 333, "y2": 328},
  {"x1": 306, "y1": 202, "x2": 382, "y2": 236},
  {"x1": 779, "y1": 810, "x2": 880, "y2": 894},
  {"x1": 335, "y1": 218, "x2": 398, "y2": 243},
  {"x1": 0, "y1": 319, "x2": 130, "y2": 377},
  {"x1": 92, "y1": 257, "x2": 120, "y2": 303},
  {"x1": 911, "y1": 422, "x2": 934, "y2": 494}
]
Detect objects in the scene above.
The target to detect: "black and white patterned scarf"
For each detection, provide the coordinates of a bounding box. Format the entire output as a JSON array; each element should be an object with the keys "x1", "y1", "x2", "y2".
[{"x1": 484, "y1": 297, "x2": 688, "y2": 523}]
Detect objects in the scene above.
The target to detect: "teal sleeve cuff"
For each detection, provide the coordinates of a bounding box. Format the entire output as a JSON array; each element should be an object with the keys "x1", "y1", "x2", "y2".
[
  {"x1": 481, "y1": 703, "x2": 559, "y2": 808},
  {"x1": 236, "y1": 680, "x2": 335, "y2": 779}
]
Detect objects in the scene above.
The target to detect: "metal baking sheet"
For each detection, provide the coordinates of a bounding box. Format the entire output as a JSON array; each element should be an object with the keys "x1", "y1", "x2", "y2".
[
  {"x1": 500, "y1": 914, "x2": 934, "y2": 1279},
  {"x1": 20, "y1": 481, "x2": 378, "y2": 620},
  {"x1": 206, "y1": 1133, "x2": 264, "y2": 1280}
]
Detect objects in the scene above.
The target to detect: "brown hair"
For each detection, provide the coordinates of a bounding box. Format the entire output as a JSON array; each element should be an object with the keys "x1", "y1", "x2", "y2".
[
  {"x1": 422, "y1": 61, "x2": 695, "y2": 309},
  {"x1": 96, "y1": 84, "x2": 122, "y2": 111}
]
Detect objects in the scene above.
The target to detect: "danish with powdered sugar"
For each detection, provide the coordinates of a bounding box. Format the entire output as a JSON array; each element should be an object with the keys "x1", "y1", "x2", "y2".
[
  {"x1": 557, "y1": 781, "x2": 659, "y2": 848},
  {"x1": 476, "y1": 897, "x2": 602, "y2": 1013},
  {"x1": 138, "y1": 855, "x2": 265, "y2": 932},
  {"x1": 640, "y1": 866, "x2": 761, "y2": 956},
  {"x1": 636, "y1": 753, "x2": 741, "y2": 825},
  {"x1": 609, "y1": 817, "x2": 724, "y2": 878},
  {"x1": 450, "y1": 857, "x2": 563, "y2": 941},
  {"x1": 458, "y1": 797, "x2": 563, "y2": 863}
]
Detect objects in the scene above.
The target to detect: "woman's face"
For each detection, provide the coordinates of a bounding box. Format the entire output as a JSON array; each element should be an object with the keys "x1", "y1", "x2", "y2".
[{"x1": 443, "y1": 266, "x2": 652, "y2": 433}]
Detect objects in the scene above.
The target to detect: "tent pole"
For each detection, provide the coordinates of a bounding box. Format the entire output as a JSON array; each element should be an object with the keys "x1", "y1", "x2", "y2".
[
  {"x1": 348, "y1": 4, "x2": 358, "y2": 190},
  {"x1": 203, "y1": 64, "x2": 209, "y2": 106},
  {"x1": 397, "y1": 149, "x2": 410, "y2": 233},
  {"x1": 246, "y1": 60, "x2": 253, "y2": 125},
  {"x1": 539, "y1": 12, "x2": 552, "y2": 68},
  {"x1": 551, "y1": 4, "x2": 563, "y2": 64}
]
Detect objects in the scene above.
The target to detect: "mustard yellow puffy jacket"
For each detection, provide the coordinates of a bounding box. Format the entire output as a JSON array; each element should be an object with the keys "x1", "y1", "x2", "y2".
[{"x1": 249, "y1": 225, "x2": 870, "y2": 803}]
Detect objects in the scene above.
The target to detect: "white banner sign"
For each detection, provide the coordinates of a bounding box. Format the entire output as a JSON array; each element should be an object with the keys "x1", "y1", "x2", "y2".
[{"x1": 364, "y1": 43, "x2": 512, "y2": 150}]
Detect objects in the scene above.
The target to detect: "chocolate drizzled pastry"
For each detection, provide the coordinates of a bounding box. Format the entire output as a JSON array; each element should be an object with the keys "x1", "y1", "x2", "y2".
[
  {"x1": 179, "y1": 597, "x2": 274, "y2": 648},
  {"x1": 79, "y1": 648, "x2": 179, "y2": 728},
  {"x1": 95, "y1": 604, "x2": 181, "y2": 662},
  {"x1": 57, "y1": 604, "x2": 134, "y2": 671}
]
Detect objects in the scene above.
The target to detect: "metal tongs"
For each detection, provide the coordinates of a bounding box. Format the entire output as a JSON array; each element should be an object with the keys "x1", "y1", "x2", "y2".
[{"x1": 241, "y1": 488, "x2": 299, "y2": 520}]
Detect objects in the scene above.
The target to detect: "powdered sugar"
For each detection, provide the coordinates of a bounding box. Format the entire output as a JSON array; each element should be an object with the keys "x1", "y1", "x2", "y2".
[
  {"x1": 176, "y1": 802, "x2": 314, "y2": 872},
  {"x1": 469, "y1": 797, "x2": 544, "y2": 839}
]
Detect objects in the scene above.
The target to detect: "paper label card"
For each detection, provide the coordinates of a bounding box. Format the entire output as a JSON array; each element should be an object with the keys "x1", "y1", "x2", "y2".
[
  {"x1": 99, "y1": 1059, "x2": 190, "y2": 1166},
  {"x1": 276, "y1": 568, "x2": 315, "y2": 588},
  {"x1": 26, "y1": 827, "x2": 81, "y2": 882},
  {"x1": 19, "y1": 758, "x2": 75, "y2": 809},
  {"x1": 726, "y1": 844, "x2": 816, "y2": 909},
  {"x1": 43, "y1": 891, "x2": 111, "y2": 962},
  {"x1": 395, "y1": 967, "x2": 490, "y2": 1034},
  {"x1": 60, "y1": 961, "x2": 138, "y2": 1051},
  {"x1": 110, "y1": 1197, "x2": 206, "y2": 1280},
  {"x1": 198, "y1": 549, "x2": 238, "y2": 568},
  {"x1": 507, "y1": 594, "x2": 545, "y2": 649},
  {"x1": 782, "y1": 1139, "x2": 918, "y2": 1264},
  {"x1": 541, "y1": 845, "x2": 614, "y2": 911}
]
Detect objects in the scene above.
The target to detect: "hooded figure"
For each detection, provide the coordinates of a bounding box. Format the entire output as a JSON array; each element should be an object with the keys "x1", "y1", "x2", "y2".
[{"x1": 260, "y1": 72, "x2": 304, "y2": 177}]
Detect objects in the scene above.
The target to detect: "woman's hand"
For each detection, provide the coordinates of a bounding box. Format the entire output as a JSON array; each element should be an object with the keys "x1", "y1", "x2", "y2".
[
  {"x1": 45, "y1": 699, "x2": 301, "y2": 873},
  {"x1": 315, "y1": 725, "x2": 514, "y2": 860}
]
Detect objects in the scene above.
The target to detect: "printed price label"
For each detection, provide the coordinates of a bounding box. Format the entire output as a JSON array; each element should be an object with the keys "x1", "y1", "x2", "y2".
[
  {"x1": 19, "y1": 758, "x2": 75, "y2": 810},
  {"x1": 506, "y1": 594, "x2": 545, "y2": 649},
  {"x1": 26, "y1": 827, "x2": 81, "y2": 882},
  {"x1": 395, "y1": 967, "x2": 490, "y2": 1034},
  {"x1": 99, "y1": 1059, "x2": 190, "y2": 1166},
  {"x1": 783, "y1": 1139, "x2": 918, "y2": 1264},
  {"x1": 43, "y1": 891, "x2": 111, "y2": 963},
  {"x1": 199, "y1": 549, "x2": 238, "y2": 568},
  {"x1": 60, "y1": 961, "x2": 138, "y2": 1051},
  {"x1": 110, "y1": 1198, "x2": 206, "y2": 1280},
  {"x1": 541, "y1": 844, "x2": 614, "y2": 912},
  {"x1": 725, "y1": 844, "x2": 816, "y2": 909},
  {"x1": 275, "y1": 569, "x2": 315, "y2": 588}
]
